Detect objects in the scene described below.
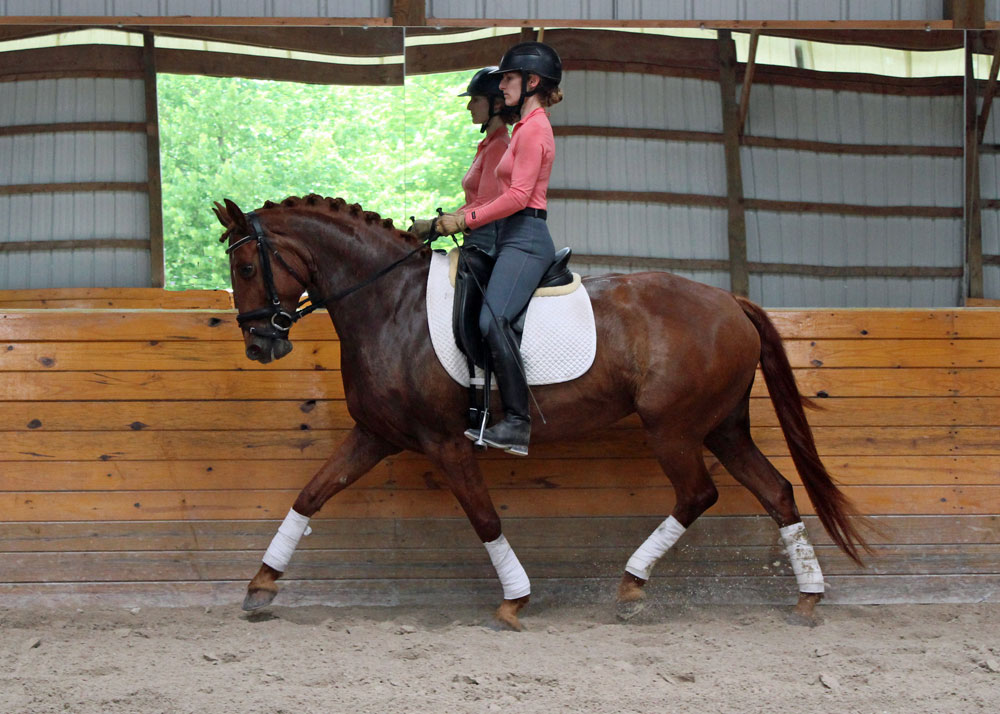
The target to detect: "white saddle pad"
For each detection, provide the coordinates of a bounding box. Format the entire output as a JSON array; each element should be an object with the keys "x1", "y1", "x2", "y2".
[{"x1": 426, "y1": 250, "x2": 596, "y2": 387}]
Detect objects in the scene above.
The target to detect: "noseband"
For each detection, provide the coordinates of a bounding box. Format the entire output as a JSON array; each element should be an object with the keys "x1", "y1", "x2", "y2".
[{"x1": 227, "y1": 211, "x2": 435, "y2": 339}]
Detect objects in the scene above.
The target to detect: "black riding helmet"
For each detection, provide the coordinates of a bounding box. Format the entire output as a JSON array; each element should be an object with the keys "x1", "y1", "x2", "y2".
[
  {"x1": 493, "y1": 41, "x2": 562, "y2": 83},
  {"x1": 459, "y1": 66, "x2": 503, "y2": 133}
]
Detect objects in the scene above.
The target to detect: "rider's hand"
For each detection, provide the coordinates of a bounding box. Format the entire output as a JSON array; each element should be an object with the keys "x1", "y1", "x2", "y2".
[
  {"x1": 408, "y1": 218, "x2": 434, "y2": 239},
  {"x1": 436, "y1": 212, "x2": 466, "y2": 236}
]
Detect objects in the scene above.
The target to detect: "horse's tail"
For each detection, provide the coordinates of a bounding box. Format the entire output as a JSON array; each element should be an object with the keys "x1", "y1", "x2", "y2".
[{"x1": 735, "y1": 296, "x2": 872, "y2": 566}]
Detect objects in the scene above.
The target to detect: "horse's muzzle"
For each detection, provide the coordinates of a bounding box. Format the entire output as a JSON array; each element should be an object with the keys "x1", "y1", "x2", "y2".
[{"x1": 244, "y1": 333, "x2": 293, "y2": 363}]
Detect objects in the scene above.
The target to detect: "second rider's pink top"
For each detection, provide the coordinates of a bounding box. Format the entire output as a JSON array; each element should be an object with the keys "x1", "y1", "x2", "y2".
[
  {"x1": 465, "y1": 107, "x2": 555, "y2": 230},
  {"x1": 460, "y1": 129, "x2": 509, "y2": 213}
]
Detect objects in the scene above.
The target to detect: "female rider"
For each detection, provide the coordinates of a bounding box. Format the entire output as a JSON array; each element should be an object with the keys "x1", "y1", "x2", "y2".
[
  {"x1": 411, "y1": 66, "x2": 515, "y2": 256},
  {"x1": 437, "y1": 41, "x2": 563, "y2": 457}
]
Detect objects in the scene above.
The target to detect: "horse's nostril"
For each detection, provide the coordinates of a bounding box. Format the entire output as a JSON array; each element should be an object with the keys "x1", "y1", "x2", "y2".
[{"x1": 246, "y1": 344, "x2": 261, "y2": 360}]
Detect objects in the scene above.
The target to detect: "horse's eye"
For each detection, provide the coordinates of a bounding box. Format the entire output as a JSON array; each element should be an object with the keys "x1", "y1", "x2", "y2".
[{"x1": 239, "y1": 264, "x2": 255, "y2": 279}]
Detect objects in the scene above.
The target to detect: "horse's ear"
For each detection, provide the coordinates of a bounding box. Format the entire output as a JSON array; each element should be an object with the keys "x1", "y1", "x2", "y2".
[
  {"x1": 223, "y1": 198, "x2": 248, "y2": 234},
  {"x1": 212, "y1": 201, "x2": 229, "y2": 228}
]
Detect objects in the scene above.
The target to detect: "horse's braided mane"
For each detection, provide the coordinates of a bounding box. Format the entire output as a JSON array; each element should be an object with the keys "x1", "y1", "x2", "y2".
[{"x1": 263, "y1": 194, "x2": 419, "y2": 242}]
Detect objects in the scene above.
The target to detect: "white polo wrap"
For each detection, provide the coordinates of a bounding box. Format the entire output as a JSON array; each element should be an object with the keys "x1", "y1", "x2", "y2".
[
  {"x1": 779, "y1": 521, "x2": 825, "y2": 593},
  {"x1": 484, "y1": 534, "x2": 531, "y2": 600},
  {"x1": 625, "y1": 515, "x2": 686, "y2": 580},
  {"x1": 262, "y1": 508, "x2": 313, "y2": 572}
]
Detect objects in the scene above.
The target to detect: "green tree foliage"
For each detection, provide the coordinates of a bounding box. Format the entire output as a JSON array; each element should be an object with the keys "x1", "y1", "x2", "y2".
[{"x1": 158, "y1": 71, "x2": 482, "y2": 289}]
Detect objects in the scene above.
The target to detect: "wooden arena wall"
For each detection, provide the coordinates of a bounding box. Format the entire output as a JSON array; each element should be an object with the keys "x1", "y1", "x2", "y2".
[{"x1": 0, "y1": 290, "x2": 998, "y2": 607}]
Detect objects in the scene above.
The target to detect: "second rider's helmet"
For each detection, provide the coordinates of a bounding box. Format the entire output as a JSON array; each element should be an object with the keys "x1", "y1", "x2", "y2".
[{"x1": 459, "y1": 66, "x2": 504, "y2": 133}]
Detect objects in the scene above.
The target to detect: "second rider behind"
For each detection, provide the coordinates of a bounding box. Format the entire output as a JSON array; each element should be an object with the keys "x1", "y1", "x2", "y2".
[{"x1": 436, "y1": 41, "x2": 564, "y2": 457}]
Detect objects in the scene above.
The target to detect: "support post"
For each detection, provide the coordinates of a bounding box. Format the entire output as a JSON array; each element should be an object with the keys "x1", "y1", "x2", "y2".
[
  {"x1": 965, "y1": 32, "x2": 984, "y2": 299},
  {"x1": 737, "y1": 30, "x2": 759, "y2": 137},
  {"x1": 142, "y1": 32, "x2": 165, "y2": 288},
  {"x1": 392, "y1": 0, "x2": 426, "y2": 26},
  {"x1": 946, "y1": 0, "x2": 985, "y2": 29},
  {"x1": 717, "y1": 30, "x2": 749, "y2": 297}
]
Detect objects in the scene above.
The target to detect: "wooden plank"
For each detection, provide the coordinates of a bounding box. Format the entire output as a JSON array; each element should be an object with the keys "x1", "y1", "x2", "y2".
[
  {"x1": 4, "y1": 514, "x2": 995, "y2": 553},
  {"x1": 766, "y1": 310, "x2": 1000, "y2": 339},
  {"x1": 0, "y1": 18, "x2": 393, "y2": 27},
  {"x1": 749, "y1": 262, "x2": 961, "y2": 278},
  {"x1": 0, "y1": 239, "x2": 149, "y2": 252},
  {"x1": 153, "y1": 26, "x2": 404, "y2": 57},
  {"x1": 781, "y1": 339, "x2": 1000, "y2": 367},
  {"x1": 744, "y1": 134, "x2": 962, "y2": 157},
  {"x1": 0, "y1": 371, "x2": 344, "y2": 401},
  {"x1": 0, "y1": 44, "x2": 143, "y2": 80},
  {"x1": 4, "y1": 396, "x2": 997, "y2": 432},
  {"x1": 4, "y1": 424, "x2": 1000, "y2": 462},
  {"x1": 0, "y1": 573, "x2": 994, "y2": 608},
  {"x1": 0, "y1": 182, "x2": 147, "y2": 196},
  {"x1": 1, "y1": 484, "x2": 996, "y2": 522},
  {"x1": 143, "y1": 33, "x2": 165, "y2": 289},
  {"x1": 0, "y1": 121, "x2": 145, "y2": 137},
  {"x1": 0, "y1": 454, "x2": 996, "y2": 493},
  {"x1": 751, "y1": 367, "x2": 1000, "y2": 398},
  {"x1": 4, "y1": 542, "x2": 996, "y2": 583},
  {"x1": 1, "y1": 306, "x2": 999, "y2": 342},
  {"x1": 717, "y1": 31, "x2": 749, "y2": 296},
  {"x1": 0, "y1": 341, "x2": 340, "y2": 371},
  {"x1": 155, "y1": 47, "x2": 404, "y2": 86},
  {"x1": 751, "y1": 397, "x2": 1000, "y2": 426},
  {"x1": 0, "y1": 288, "x2": 232, "y2": 309},
  {"x1": 0, "y1": 400, "x2": 351, "y2": 431}
]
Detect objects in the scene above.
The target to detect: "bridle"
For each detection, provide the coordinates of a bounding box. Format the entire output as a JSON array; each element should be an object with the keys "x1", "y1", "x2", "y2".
[{"x1": 226, "y1": 211, "x2": 435, "y2": 339}]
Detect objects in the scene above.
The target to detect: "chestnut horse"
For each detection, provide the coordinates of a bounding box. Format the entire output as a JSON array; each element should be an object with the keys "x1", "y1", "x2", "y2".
[{"x1": 214, "y1": 194, "x2": 869, "y2": 630}]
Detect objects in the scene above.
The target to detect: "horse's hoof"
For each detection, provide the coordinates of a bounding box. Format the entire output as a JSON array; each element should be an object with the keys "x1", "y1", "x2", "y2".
[
  {"x1": 242, "y1": 587, "x2": 278, "y2": 611},
  {"x1": 785, "y1": 592, "x2": 823, "y2": 627},
  {"x1": 494, "y1": 596, "x2": 529, "y2": 632},
  {"x1": 615, "y1": 572, "x2": 647, "y2": 621}
]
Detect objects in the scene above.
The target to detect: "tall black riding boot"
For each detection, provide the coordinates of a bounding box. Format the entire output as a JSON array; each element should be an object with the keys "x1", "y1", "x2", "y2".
[{"x1": 464, "y1": 317, "x2": 531, "y2": 455}]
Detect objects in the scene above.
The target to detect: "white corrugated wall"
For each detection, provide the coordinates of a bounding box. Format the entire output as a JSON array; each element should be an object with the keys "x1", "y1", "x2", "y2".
[
  {"x1": 743, "y1": 84, "x2": 964, "y2": 307},
  {"x1": 0, "y1": 0, "x2": 391, "y2": 16},
  {"x1": 0, "y1": 78, "x2": 151, "y2": 288},
  {"x1": 425, "y1": 1, "x2": 945, "y2": 21},
  {"x1": 547, "y1": 70, "x2": 730, "y2": 289}
]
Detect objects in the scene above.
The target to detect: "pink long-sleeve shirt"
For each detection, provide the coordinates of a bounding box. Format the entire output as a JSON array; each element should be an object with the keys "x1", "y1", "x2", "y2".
[
  {"x1": 460, "y1": 128, "x2": 510, "y2": 212},
  {"x1": 465, "y1": 107, "x2": 555, "y2": 230}
]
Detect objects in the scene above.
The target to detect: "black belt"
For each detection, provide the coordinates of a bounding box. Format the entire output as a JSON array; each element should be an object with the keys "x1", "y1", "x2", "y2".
[{"x1": 514, "y1": 207, "x2": 547, "y2": 220}]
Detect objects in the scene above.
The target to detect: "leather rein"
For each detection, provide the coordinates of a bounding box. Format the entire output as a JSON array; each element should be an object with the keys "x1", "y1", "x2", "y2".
[{"x1": 226, "y1": 212, "x2": 435, "y2": 339}]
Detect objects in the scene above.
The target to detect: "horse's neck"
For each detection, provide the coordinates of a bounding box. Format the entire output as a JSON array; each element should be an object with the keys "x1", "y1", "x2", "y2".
[{"x1": 310, "y1": 230, "x2": 429, "y2": 342}]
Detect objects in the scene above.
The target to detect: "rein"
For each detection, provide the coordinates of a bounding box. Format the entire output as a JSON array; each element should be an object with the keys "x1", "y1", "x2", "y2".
[{"x1": 227, "y1": 211, "x2": 435, "y2": 338}]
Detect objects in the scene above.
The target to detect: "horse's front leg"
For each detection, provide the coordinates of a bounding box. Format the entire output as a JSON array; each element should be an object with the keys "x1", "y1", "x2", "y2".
[
  {"x1": 243, "y1": 424, "x2": 399, "y2": 611},
  {"x1": 426, "y1": 440, "x2": 530, "y2": 631}
]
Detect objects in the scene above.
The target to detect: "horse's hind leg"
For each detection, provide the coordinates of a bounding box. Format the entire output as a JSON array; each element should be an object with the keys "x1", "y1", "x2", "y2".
[
  {"x1": 703, "y1": 399, "x2": 824, "y2": 625},
  {"x1": 425, "y1": 439, "x2": 530, "y2": 631},
  {"x1": 243, "y1": 425, "x2": 398, "y2": 611},
  {"x1": 616, "y1": 432, "x2": 719, "y2": 620}
]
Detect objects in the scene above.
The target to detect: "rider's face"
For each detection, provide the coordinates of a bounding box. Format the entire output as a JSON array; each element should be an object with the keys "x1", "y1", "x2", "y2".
[
  {"x1": 467, "y1": 95, "x2": 490, "y2": 124},
  {"x1": 499, "y1": 72, "x2": 521, "y2": 106}
]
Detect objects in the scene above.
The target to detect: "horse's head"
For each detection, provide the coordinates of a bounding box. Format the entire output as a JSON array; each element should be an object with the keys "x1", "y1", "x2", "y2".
[{"x1": 214, "y1": 198, "x2": 311, "y2": 364}]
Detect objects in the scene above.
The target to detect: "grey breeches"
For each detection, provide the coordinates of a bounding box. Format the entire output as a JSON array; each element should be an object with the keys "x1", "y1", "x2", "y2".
[{"x1": 478, "y1": 214, "x2": 556, "y2": 337}]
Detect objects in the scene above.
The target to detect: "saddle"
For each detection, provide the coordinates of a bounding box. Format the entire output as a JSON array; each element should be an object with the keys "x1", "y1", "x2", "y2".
[{"x1": 452, "y1": 245, "x2": 574, "y2": 369}]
